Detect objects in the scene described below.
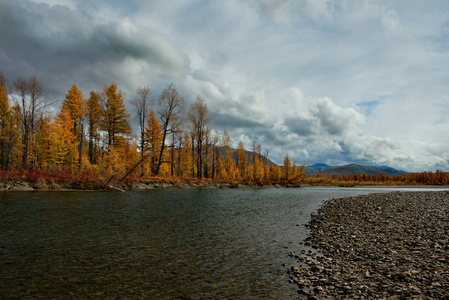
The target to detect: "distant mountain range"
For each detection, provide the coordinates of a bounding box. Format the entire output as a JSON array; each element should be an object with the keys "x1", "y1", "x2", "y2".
[
  {"x1": 306, "y1": 163, "x2": 407, "y2": 176},
  {"x1": 225, "y1": 148, "x2": 407, "y2": 176}
]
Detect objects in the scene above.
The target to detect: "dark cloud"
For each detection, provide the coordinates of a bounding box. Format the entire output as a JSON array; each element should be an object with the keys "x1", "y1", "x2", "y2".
[
  {"x1": 0, "y1": 0, "x2": 187, "y2": 97},
  {"x1": 1, "y1": 0, "x2": 448, "y2": 171}
]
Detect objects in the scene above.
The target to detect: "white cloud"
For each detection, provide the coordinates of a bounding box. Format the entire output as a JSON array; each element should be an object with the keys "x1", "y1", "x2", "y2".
[
  {"x1": 1, "y1": 0, "x2": 449, "y2": 171},
  {"x1": 258, "y1": 0, "x2": 292, "y2": 23}
]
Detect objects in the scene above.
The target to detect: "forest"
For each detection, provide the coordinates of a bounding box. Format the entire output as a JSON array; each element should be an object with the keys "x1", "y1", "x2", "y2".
[
  {"x1": 1, "y1": 69, "x2": 447, "y2": 189},
  {"x1": 0, "y1": 70, "x2": 306, "y2": 188},
  {"x1": 306, "y1": 170, "x2": 449, "y2": 186}
]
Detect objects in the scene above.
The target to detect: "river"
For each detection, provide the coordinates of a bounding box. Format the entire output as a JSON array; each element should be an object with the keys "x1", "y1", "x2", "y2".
[{"x1": 0, "y1": 187, "x2": 445, "y2": 299}]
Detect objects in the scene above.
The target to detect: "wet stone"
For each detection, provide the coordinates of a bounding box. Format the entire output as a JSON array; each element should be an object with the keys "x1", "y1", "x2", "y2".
[{"x1": 290, "y1": 191, "x2": 449, "y2": 299}]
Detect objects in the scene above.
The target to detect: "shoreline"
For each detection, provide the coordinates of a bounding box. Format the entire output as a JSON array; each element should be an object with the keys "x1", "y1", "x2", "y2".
[
  {"x1": 2, "y1": 179, "x2": 449, "y2": 192},
  {"x1": 0, "y1": 180, "x2": 306, "y2": 192},
  {"x1": 291, "y1": 190, "x2": 449, "y2": 299}
]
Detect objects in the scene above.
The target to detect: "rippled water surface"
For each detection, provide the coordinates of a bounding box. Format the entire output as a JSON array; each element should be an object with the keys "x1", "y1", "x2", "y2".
[{"x1": 0, "y1": 187, "x2": 438, "y2": 299}]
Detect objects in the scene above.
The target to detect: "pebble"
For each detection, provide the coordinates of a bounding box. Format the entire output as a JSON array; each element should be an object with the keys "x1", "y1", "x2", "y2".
[{"x1": 290, "y1": 191, "x2": 449, "y2": 299}]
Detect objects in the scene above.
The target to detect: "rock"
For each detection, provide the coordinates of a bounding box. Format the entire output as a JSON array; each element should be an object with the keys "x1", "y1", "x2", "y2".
[
  {"x1": 309, "y1": 265, "x2": 324, "y2": 272},
  {"x1": 291, "y1": 191, "x2": 449, "y2": 299}
]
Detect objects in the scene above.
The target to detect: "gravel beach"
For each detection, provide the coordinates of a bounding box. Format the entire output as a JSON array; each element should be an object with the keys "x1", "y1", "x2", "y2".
[{"x1": 291, "y1": 191, "x2": 449, "y2": 299}]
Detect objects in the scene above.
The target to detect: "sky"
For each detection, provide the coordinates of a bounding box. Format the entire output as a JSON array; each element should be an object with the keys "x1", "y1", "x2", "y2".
[{"x1": 1, "y1": 0, "x2": 449, "y2": 171}]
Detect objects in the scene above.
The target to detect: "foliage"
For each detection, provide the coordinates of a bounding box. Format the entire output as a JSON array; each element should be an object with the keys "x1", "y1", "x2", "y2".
[
  {"x1": 306, "y1": 170, "x2": 449, "y2": 186},
  {"x1": 0, "y1": 69, "x2": 444, "y2": 190}
]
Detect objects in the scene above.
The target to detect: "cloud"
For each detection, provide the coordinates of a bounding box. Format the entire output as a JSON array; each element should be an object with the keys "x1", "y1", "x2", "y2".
[
  {"x1": 0, "y1": 0, "x2": 187, "y2": 96},
  {"x1": 284, "y1": 94, "x2": 364, "y2": 137},
  {"x1": 258, "y1": 0, "x2": 292, "y2": 23},
  {"x1": 184, "y1": 73, "x2": 275, "y2": 132},
  {"x1": 1, "y1": 0, "x2": 449, "y2": 172}
]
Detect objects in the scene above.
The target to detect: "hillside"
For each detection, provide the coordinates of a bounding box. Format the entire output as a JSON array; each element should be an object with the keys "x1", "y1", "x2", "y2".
[
  {"x1": 305, "y1": 163, "x2": 331, "y2": 174},
  {"x1": 308, "y1": 163, "x2": 407, "y2": 176}
]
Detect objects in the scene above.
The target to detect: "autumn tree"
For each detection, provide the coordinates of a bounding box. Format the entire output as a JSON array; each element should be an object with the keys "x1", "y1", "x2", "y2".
[
  {"x1": 100, "y1": 82, "x2": 131, "y2": 148},
  {"x1": 290, "y1": 163, "x2": 306, "y2": 183},
  {"x1": 14, "y1": 74, "x2": 49, "y2": 170},
  {"x1": 131, "y1": 86, "x2": 151, "y2": 176},
  {"x1": 86, "y1": 91, "x2": 102, "y2": 164},
  {"x1": 145, "y1": 109, "x2": 162, "y2": 175},
  {"x1": 0, "y1": 79, "x2": 11, "y2": 170},
  {"x1": 270, "y1": 164, "x2": 281, "y2": 181},
  {"x1": 188, "y1": 96, "x2": 209, "y2": 178},
  {"x1": 236, "y1": 141, "x2": 248, "y2": 179},
  {"x1": 54, "y1": 108, "x2": 77, "y2": 170},
  {"x1": 155, "y1": 83, "x2": 185, "y2": 175},
  {"x1": 209, "y1": 130, "x2": 221, "y2": 179},
  {"x1": 35, "y1": 116, "x2": 54, "y2": 171},
  {"x1": 61, "y1": 85, "x2": 85, "y2": 168},
  {"x1": 283, "y1": 154, "x2": 291, "y2": 181},
  {"x1": 252, "y1": 155, "x2": 262, "y2": 181},
  {"x1": 263, "y1": 160, "x2": 270, "y2": 180},
  {"x1": 178, "y1": 132, "x2": 192, "y2": 177},
  {"x1": 220, "y1": 130, "x2": 234, "y2": 178}
]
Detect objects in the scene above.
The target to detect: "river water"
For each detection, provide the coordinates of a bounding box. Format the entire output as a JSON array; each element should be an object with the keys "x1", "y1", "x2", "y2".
[{"x1": 0, "y1": 187, "x2": 444, "y2": 299}]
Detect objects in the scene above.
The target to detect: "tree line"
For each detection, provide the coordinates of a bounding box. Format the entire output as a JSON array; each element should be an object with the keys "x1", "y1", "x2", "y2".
[
  {"x1": 0, "y1": 70, "x2": 306, "y2": 183},
  {"x1": 306, "y1": 170, "x2": 449, "y2": 186}
]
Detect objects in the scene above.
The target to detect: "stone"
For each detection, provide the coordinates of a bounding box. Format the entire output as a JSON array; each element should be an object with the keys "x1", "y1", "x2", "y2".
[{"x1": 291, "y1": 191, "x2": 449, "y2": 299}]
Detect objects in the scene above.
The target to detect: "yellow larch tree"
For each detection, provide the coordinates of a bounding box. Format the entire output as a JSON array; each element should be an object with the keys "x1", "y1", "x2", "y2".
[
  {"x1": 263, "y1": 160, "x2": 270, "y2": 180},
  {"x1": 35, "y1": 116, "x2": 54, "y2": 171},
  {"x1": 54, "y1": 108, "x2": 77, "y2": 171},
  {"x1": 85, "y1": 91, "x2": 102, "y2": 165},
  {"x1": 270, "y1": 164, "x2": 281, "y2": 181},
  {"x1": 282, "y1": 154, "x2": 291, "y2": 181},
  {"x1": 179, "y1": 132, "x2": 192, "y2": 177},
  {"x1": 0, "y1": 82, "x2": 11, "y2": 170},
  {"x1": 252, "y1": 155, "x2": 262, "y2": 181},
  {"x1": 100, "y1": 82, "x2": 132, "y2": 148},
  {"x1": 291, "y1": 161, "x2": 298, "y2": 179},
  {"x1": 145, "y1": 109, "x2": 162, "y2": 176},
  {"x1": 218, "y1": 157, "x2": 229, "y2": 180},
  {"x1": 291, "y1": 163, "x2": 306, "y2": 184},
  {"x1": 62, "y1": 85, "x2": 85, "y2": 168},
  {"x1": 236, "y1": 141, "x2": 248, "y2": 179}
]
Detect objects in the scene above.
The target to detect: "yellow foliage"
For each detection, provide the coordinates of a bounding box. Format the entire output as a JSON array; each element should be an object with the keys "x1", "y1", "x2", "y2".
[
  {"x1": 282, "y1": 154, "x2": 291, "y2": 180},
  {"x1": 145, "y1": 109, "x2": 162, "y2": 176}
]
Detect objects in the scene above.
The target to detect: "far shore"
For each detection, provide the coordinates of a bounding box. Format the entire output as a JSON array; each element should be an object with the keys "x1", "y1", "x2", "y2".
[
  {"x1": 2, "y1": 178, "x2": 449, "y2": 192},
  {"x1": 0, "y1": 179, "x2": 306, "y2": 192}
]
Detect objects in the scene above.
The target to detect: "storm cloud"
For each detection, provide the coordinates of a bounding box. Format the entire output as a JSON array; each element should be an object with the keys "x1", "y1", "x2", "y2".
[{"x1": 1, "y1": 0, "x2": 449, "y2": 171}]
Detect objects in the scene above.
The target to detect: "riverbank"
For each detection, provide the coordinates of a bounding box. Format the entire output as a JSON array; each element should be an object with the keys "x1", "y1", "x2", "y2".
[
  {"x1": 0, "y1": 178, "x2": 306, "y2": 191},
  {"x1": 290, "y1": 191, "x2": 449, "y2": 299}
]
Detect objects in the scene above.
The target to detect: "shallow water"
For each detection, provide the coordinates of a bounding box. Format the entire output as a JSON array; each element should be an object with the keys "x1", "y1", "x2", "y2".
[{"x1": 0, "y1": 187, "x2": 443, "y2": 299}]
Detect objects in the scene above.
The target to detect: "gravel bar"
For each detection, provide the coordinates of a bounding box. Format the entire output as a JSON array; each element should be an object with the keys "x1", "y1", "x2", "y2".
[{"x1": 290, "y1": 191, "x2": 449, "y2": 299}]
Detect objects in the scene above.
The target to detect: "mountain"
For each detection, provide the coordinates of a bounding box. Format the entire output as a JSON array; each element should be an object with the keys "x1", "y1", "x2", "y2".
[
  {"x1": 308, "y1": 163, "x2": 407, "y2": 176},
  {"x1": 306, "y1": 163, "x2": 331, "y2": 174}
]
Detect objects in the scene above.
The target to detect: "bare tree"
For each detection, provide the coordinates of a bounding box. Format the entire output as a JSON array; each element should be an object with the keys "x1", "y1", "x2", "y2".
[
  {"x1": 188, "y1": 96, "x2": 209, "y2": 178},
  {"x1": 210, "y1": 130, "x2": 220, "y2": 179},
  {"x1": 155, "y1": 83, "x2": 185, "y2": 176},
  {"x1": 13, "y1": 74, "x2": 50, "y2": 170},
  {"x1": 131, "y1": 86, "x2": 152, "y2": 176}
]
